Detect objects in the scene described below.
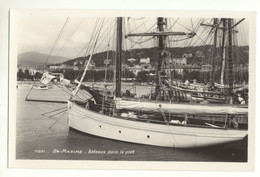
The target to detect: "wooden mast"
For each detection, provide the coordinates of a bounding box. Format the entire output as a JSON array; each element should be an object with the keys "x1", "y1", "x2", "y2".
[
  {"x1": 210, "y1": 18, "x2": 218, "y2": 85},
  {"x1": 227, "y1": 19, "x2": 234, "y2": 97},
  {"x1": 125, "y1": 18, "x2": 195, "y2": 99},
  {"x1": 115, "y1": 17, "x2": 123, "y2": 98},
  {"x1": 155, "y1": 17, "x2": 165, "y2": 98},
  {"x1": 220, "y1": 18, "x2": 226, "y2": 85}
]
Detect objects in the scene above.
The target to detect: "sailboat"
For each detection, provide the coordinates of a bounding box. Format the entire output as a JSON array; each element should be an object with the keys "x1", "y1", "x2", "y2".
[
  {"x1": 56, "y1": 17, "x2": 248, "y2": 148},
  {"x1": 166, "y1": 18, "x2": 248, "y2": 104}
]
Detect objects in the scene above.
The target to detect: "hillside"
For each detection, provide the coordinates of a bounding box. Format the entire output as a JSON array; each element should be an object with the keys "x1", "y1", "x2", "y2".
[
  {"x1": 18, "y1": 52, "x2": 71, "y2": 66},
  {"x1": 62, "y1": 45, "x2": 249, "y2": 67}
]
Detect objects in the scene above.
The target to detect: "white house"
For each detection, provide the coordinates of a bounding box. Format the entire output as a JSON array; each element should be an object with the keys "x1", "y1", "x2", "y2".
[
  {"x1": 49, "y1": 65, "x2": 60, "y2": 70},
  {"x1": 140, "y1": 57, "x2": 150, "y2": 64},
  {"x1": 127, "y1": 58, "x2": 137, "y2": 63}
]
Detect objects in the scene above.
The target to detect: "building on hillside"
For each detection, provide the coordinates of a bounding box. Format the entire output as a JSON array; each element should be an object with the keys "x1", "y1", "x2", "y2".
[
  {"x1": 127, "y1": 58, "x2": 137, "y2": 63},
  {"x1": 128, "y1": 63, "x2": 154, "y2": 76},
  {"x1": 201, "y1": 64, "x2": 212, "y2": 72},
  {"x1": 28, "y1": 68, "x2": 37, "y2": 75},
  {"x1": 165, "y1": 56, "x2": 187, "y2": 74},
  {"x1": 49, "y1": 65, "x2": 60, "y2": 70},
  {"x1": 73, "y1": 66, "x2": 80, "y2": 71},
  {"x1": 17, "y1": 65, "x2": 42, "y2": 75},
  {"x1": 233, "y1": 64, "x2": 248, "y2": 72},
  {"x1": 128, "y1": 65, "x2": 143, "y2": 76},
  {"x1": 103, "y1": 59, "x2": 112, "y2": 65},
  {"x1": 171, "y1": 57, "x2": 187, "y2": 66},
  {"x1": 140, "y1": 57, "x2": 150, "y2": 64},
  {"x1": 60, "y1": 64, "x2": 74, "y2": 70}
]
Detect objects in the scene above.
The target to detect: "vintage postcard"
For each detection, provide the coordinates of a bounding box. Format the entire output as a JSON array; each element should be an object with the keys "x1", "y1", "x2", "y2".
[{"x1": 8, "y1": 9, "x2": 256, "y2": 171}]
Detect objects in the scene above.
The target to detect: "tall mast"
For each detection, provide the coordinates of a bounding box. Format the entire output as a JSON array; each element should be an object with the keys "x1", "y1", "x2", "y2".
[
  {"x1": 210, "y1": 18, "x2": 218, "y2": 85},
  {"x1": 220, "y1": 19, "x2": 226, "y2": 85},
  {"x1": 115, "y1": 17, "x2": 123, "y2": 98},
  {"x1": 155, "y1": 17, "x2": 166, "y2": 97},
  {"x1": 227, "y1": 19, "x2": 234, "y2": 97},
  {"x1": 125, "y1": 17, "x2": 195, "y2": 99}
]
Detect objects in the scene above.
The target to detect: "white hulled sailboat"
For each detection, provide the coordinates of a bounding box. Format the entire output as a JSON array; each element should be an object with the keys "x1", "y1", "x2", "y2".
[{"x1": 64, "y1": 17, "x2": 248, "y2": 148}]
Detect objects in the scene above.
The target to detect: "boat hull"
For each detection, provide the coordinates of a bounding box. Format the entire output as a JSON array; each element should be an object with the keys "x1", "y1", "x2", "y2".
[
  {"x1": 33, "y1": 85, "x2": 48, "y2": 90},
  {"x1": 67, "y1": 100, "x2": 247, "y2": 148}
]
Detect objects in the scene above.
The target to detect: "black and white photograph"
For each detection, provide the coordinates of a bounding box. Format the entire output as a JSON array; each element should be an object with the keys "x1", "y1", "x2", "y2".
[{"x1": 7, "y1": 9, "x2": 256, "y2": 171}]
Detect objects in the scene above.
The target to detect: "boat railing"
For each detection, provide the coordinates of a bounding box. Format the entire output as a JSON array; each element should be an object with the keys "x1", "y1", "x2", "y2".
[{"x1": 70, "y1": 99, "x2": 247, "y2": 130}]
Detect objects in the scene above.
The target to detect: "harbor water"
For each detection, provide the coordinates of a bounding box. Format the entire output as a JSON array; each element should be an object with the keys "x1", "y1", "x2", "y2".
[{"x1": 16, "y1": 82, "x2": 248, "y2": 161}]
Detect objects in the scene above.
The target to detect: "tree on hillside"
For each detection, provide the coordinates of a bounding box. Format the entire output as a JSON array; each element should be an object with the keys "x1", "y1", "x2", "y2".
[
  {"x1": 136, "y1": 71, "x2": 149, "y2": 82},
  {"x1": 34, "y1": 72, "x2": 43, "y2": 80},
  {"x1": 17, "y1": 69, "x2": 24, "y2": 81},
  {"x1": 23, "y1": 69, "x2": 30, "y2": 79},
  {"x1": 187, "y1": 71, "x2": 200, "y2": 81}
]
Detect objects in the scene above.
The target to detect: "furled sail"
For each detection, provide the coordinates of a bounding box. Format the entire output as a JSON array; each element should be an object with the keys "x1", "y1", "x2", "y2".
[
  {"x1": 40, "y1": 72, "x2": 57, "y2": 85},
  {"x1": 40, "y1": 72, "x2": 71, "y2": 85},
  {"x1": 115, "y1": 100, "x2": 248, "y2": 114}
]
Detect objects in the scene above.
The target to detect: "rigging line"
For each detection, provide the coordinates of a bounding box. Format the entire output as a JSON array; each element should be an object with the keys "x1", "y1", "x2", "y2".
[
  {"x1": 102, "y1": 41, "x2": 111, "y2": 112},
  {"x1": 104, "y1": 19, "x2": 110, "y2": 83},
  {"x1": 48, "y1": 108, "x2": 68, "y2": 119},
  {"x1": 190, "y1": 21, "x2": 211, "y2": 46},
  {"x1": 184, "y1": 18, "x2": 204, "y2": 47},
  {"x1": 142, "y1": 18, "x2": 153, "y2": 45},
  {"x1": 84, "y1": 18, "x2": 102, "y2": 57},
  {"x1": 48, "y1": 109, "x2": 68, "y2": 130},
  {"x1": 74, "y1": 18, "x2": 105, "y2": 95},
  {"x1": 128, "y1": 22, "x2": 157, "y2": 50},
  {"x1": 167, "y1": 18, "x2": 180, "y2": 31},
  {"x1": 95, "y1": 21, "x2": 116, "y2": 51},
  {"x1": 189, "y1": 34, "x2": 214, "y2": 65},
  {"x1": 75, "y1": 41, "x2": 91, "y2": 59},
  {"x1": 231, "y1": 18, "x2": 245, "y2": 29},
  {"x1": 90, "y1": 18, "x2": 113, "y2": 52},
  {"x1": 49, "y1": 18, "x2": 86, "y2": 64},
  {"x1": 75, "y1": 19, "x2": 115, "y2": 79},
  {"x1": 127, "y1": 18, "x2": 154, "y2": 35},
  {"x1": 127, "y1": 36, "x2": 155, "y2": 44},
  {"x1": 167, "y1": 35, "x2": 197, "y2": 43},
  {"x1": 80, "y1": 89, "x2": 92, "y2": 99},
  {"x1": 236, "y1": 47, "x2": 248, "y2": 64},
  {"x1": 25, "y1": 83, "x2": 35, "y2": 101},
  {"x1": 236, "y1": 50, "x2": 248, "y2": 64},
  {"x1": 111, "y1": 22, "x2": 117, "y2": 93},
  {"x1": 86, "y1": 17, "x2": 107, "y2": 56},
  {"x1": 123, "y1": 20, "x2": 132, "y2": 79},
  {"x1": 177, "y1": 21, "x2": 196, "y2": 47},
  {"x1": 75, "y1": 20, "x2": 108, "y2": 80},
  {"x1": 158, "y1": 107, "x2": 177, "y2": 147},
  {"x1": 27, "y1": 99, "x2": 53, "y2": 113},
  {"x1": 182, "y1": 20, "x2": 202, "y2": 48},
  {"x1": 176, "y1": 20, "x2": 194, "y2": 32},
  {"x1": 42, "y1": 106, "x2": 68, "y2": 115},
  {"x1": 238, "y1": 23, "x2": 247, "y2": 46},
  {"x1": 93, "y1": 19, "x2": 117, "y2": 53},
  {"x1": 237, "y1": 26, "x2": 244, "y2": 46},
  {"x1": 46, "y1": 17, "x2": 70, "y2": 64},
  {"x1": 191, "y1": 18, "x2": 194, "y2": 31},
  {"x1": 74, "y1": 18, "x2": 101, "y2": 59},
  {"x1": 76, "y1": 89, "x2": 89, "y2": 100},
  {"x1": 53, "y1": 82, "x2": 84, "y2": 101},
  {"x1": 191, "y1": 27, "x2": 213, "y2": 46},
  {"x1": 44, "y1": 17, "x2": 70, "y2": 65},
  {"x1": 129, "y1": 17, "x2": 145, "y2": 21}
]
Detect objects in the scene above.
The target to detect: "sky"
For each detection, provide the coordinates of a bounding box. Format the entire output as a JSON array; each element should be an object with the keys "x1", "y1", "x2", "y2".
[{"x1": 12, "y1": 10, "x2": 249, "y2": 60}]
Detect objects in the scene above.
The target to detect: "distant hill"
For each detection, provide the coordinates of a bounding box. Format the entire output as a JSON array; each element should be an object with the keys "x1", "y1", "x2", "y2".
[
  {"x1": 18, "y1": 52, "x2": 71, "y2": 66},
  {"x1": 62, "y1": 45, "x2": 249, "y2": 67}
]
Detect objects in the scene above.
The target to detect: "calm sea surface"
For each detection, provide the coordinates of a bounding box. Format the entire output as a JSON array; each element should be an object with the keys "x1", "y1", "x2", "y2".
[{"x1": 16, "y1": 82, "x2": 248, "y2": 162}]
